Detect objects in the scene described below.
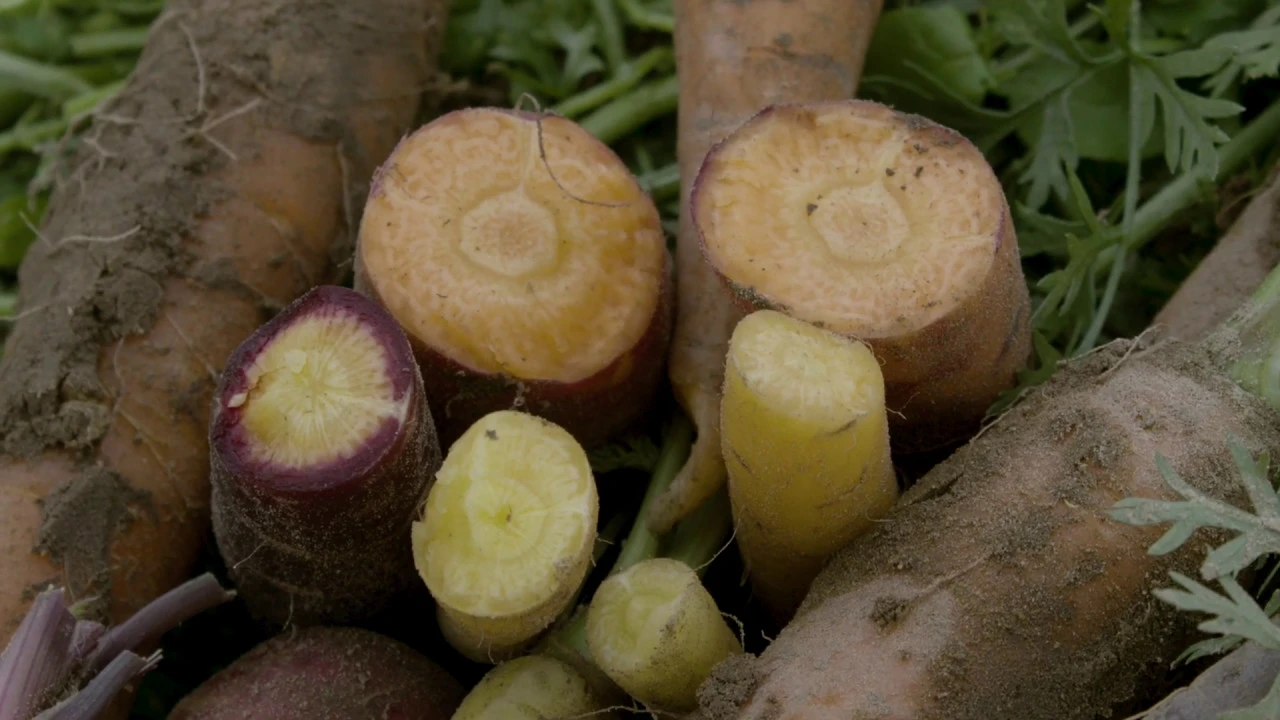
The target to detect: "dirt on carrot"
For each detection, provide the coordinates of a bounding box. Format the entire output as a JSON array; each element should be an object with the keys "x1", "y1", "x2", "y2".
[
  {"x1": 0, "y1": 0, "x2": 443, "y2": 640},
  {"x1": 697, "y1": 328, "x2": 1280, "y2": 720}
]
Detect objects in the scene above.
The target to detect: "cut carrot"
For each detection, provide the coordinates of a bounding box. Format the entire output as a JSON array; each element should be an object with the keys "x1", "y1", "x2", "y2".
[
  {"x1": 355, "y1": 108, "x2": 671, "y2": 450},
  {"x1": 649, "y1": 0, "x2": 886, "y2": 534},
  {"x1": 694, "y1": 99, "x2": 1031, "y2": 456}
]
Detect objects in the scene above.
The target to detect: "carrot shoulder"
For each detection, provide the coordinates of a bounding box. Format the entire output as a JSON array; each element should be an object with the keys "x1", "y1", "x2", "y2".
[
  {"x1": 650, "y1": 0, "x2": 885, "y2": 534},
  {"x1": 0, "y1": 0, "x2": 443, "y2": 643}
]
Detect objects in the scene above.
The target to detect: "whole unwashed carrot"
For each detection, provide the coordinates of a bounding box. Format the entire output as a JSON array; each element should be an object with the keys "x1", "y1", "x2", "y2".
[
  {"x1": 649, "y1": 0, "x2": 885, "y2": 534},
  {"x1": 0, "y1": 0, "x2": 444, "y2": 647}
]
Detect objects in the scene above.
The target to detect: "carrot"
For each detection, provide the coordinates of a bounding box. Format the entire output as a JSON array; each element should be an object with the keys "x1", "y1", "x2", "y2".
[
  {"x1": 411, "y1": 410, "x2": 599, "y2": 663},
  {"x1": 693, "y1": 241, "x2": 1280, "y2": 719},
  {"x1": 586, "y1": 556, "x2": 742, "y2": 714},
  {"x1": 0, "y1": 0, "x2": 443, "y2": 646},
  {"x1": 648, "y1": 0, "x2": 886, "y2": 535},
  {"x1": 1153, "y1": 166, "x2": 1280, "y2": 342},
  {"x1": 208, "y1": 285, "x2": 440, "y2": 629},
  {"x1": 694, "y1": 99, "x2": 1031, "y2": 460},
  {"x1": 353, "y1": 107, "x2": 672, "y2": 451},
  {"x1": 451, "y1": 654, "x2": 617, "y2": 720},
  {"x1": 168, "y1": 627, "x2": 465, "y2": 720},
  {"x1": 720, "y1": 309, "x2": 898, "y2": 621}
]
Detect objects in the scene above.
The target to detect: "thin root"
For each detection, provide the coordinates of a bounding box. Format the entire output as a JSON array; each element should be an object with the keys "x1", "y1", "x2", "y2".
[
  {"x1": 166, "y1": 314, "x2": 219, "y2": 382},
  {"x1": 722, "y1": 610, "x2": 746, "y2": 649},
  {"x1": 1098, "y1": 326, "x2": 1160, "y2": 379},
  {"x1": 231, "y1": 541, "x2": 267, "y2": 571},
  {"x1": 177, "y1": 23, "x2": 208, "y2": 118},
  {"x1": 693, "y1": 524, "x2": 737, "y2": 576},
  {"x1": 514, "y1": 93, "x2": 631, "y2": 210}
]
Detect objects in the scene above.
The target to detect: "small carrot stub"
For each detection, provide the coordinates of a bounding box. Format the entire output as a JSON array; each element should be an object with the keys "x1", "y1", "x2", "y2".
[
  {"x1": 585, "y1": 557, "x2": 742, "y2": 713},
  {"x1": 354, "y1": 107, "x2": 672, "y2": 450},
  {"x1": 721, "y1": 309, "x2": 899, "y2": 621},
  {"x1": 693, "y1": 100, "x2": 1032, "y2": 455},
  {"x1": 208, "y1": 285, "x2": 440, "y2": 629},
  {"x1": 451, "y1": 654, "x2": 613, "y2": 720},
  {"x1": 411, "y1": 410, "x2": 598, "y2": 663}
]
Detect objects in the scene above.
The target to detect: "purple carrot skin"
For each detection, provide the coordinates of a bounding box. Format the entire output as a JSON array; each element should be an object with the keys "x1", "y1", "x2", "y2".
[
  {"x1": 36, "y1": 651, "x2": 160, "y2": 720},
  {"x1": 0, "y1": 589, "x2": 75, "y2": 720},
  {"x1": 84, "y1": 573, "x2": 235, "y2": 674},
  {"x1": 354, "y1": 107, "x2": 673, "y2": 451},
  {"x1": 0, "y1": 573, "x2": 234, "y2": 720},
  {"x1": 209, "y1": 285, "x2": 441, "y2": 629},
  {"x1": 168, "y1": 627, "x2": 465, "y2": 720}
]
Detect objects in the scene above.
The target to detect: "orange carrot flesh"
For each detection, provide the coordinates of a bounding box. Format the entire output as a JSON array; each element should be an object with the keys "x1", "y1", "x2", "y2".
[
  {"x1": 693, "y1": 100, "x2": 1032, "y2": 456},
  {"x1": 649, "y1": 0, "x2": 886, "y2": 534},
  {"x1": 355, "y1": 107, "x2": 671, "y2": 449}
]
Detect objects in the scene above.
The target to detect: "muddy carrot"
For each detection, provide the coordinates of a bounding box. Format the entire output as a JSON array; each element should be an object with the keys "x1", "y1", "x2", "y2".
[{"x1": 0, "y1": 0, "x2": 443, "y2": 646}]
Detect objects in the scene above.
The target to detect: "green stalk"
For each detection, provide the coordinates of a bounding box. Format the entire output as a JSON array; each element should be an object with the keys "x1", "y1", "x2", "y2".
[
  {"x1": 551, "y1": 47, "x2": 671, "y2": 119},
  {"x1": 663, "y1": 487, "x2": 732, "y2": 576},
  {"x1": 1128, "y1": 100, "x2": 1280, "y2": 253},
  {"x1": 578, "y1": 74, "x2": 678, "y2": 145},
  {"x1": 612, "y1": 414, "x2": 693, "y2": 573},
  {"x1": 0, "y1": 118, "x2": 67, "y2": 155},
  {"x1": 535, "y1": 416, "x2": 694, "y2": 646},
  {"x1": 531, "y1": 415, "x2": 694, "y2": 705},
  {"x1": 590, "y1": 0, "x2": 626, "y2": 75},
  {"x1": 62, "y1": 80, "x2": 123, "y2": 119},
  {"x1": 69, "y1": 28, "x2": 150, "y2": 58},
  {"x1": 1071, "y1": 99, "x2": 1280, "y2": 354},
  {"x1": 619, "y1": 0, "x2": 673, "y2": 33},
  {"x1": 1074, "y1": 2, "x2": 1143, "y2": 356},
  {"x1": 0, "y1": 50, "x2": 92, "y2": 101},
  {"x1": 636, "y1": 162, "x2": 679, "y2": 203}
]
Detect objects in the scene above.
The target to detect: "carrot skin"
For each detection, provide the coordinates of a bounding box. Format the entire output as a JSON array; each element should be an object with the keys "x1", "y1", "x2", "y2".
[
  {"x1": 0, "y1": 0, "x2": 443, "y2": 649},
  {"x1": 651, "y1": 0, "x2": 885, "y2": 533},
  {"x1": 208, "y1": 286, "x2": 440, "y2": 629}
]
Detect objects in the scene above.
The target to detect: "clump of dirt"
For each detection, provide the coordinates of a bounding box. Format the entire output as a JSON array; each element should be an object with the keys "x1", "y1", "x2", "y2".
[
  {"x1": 34, "y1": 468, "x2": 154, "y2": 618},
  {"x1": 697, "y1": 653, "x2": 760, "y2": 720}
]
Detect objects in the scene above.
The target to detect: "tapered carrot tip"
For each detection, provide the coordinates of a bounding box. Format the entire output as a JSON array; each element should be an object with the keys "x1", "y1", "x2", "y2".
[
  {"x1": 209, "y1": 285, "x2": 440, "y2": 628},
  {"x1": 452, "y1": 655, "x2": 612, "y2": 720},
  {"x1": 411, "y1": 410, "x2": 598, "y2": 663},
  {"x1": 693, "y1": 99, "x2": 1032, "y2": 454},
  {"x1": 354, "y1": 107, "x2": 672, "y2": 450}
]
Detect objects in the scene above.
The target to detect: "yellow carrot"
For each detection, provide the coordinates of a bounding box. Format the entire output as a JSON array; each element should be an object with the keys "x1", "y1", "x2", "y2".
[{"x1": 721, "y1": 309, "x2": 899, "y2": 620}]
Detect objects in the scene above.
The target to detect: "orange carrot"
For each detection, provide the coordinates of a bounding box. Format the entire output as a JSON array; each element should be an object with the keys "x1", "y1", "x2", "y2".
[
  {"x1": 648, "y1": 0, "x2": 886, "y2": 533},
  {"x1": 0, "y1": 0, "x2": 443, "y2": 648}
]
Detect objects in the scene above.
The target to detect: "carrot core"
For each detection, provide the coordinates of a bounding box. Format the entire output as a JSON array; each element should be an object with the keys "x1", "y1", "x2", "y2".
[
  {"x1": 459, "y1": 190, "x2": 559, "y2": 278},
  {"x1": 359, "y1": 108, "x2": 667, "y2": 383},
  {"x1": 231, "y1": 312, "x2": 405, "y2": 469},
  {"x1": 695, "y1": 103, "x2": 1002, "y2": 337}
]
